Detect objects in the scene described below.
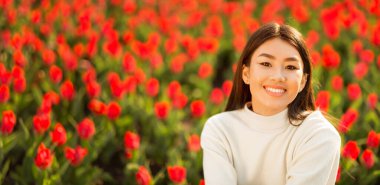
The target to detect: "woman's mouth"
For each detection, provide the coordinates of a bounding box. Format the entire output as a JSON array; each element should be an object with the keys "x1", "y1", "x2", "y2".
[{"x1": 264, "y1": 86, "x2": 286, "y2": 96}]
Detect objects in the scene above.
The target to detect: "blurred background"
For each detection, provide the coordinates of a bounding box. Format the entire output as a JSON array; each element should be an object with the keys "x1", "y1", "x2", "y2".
[{"x1": 0, "y1": 0, "x2": 380, "y2": 184}]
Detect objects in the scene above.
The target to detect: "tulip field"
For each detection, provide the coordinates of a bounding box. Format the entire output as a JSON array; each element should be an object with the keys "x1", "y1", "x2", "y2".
[{"x1": 1, "y1": 0, "x2": 380, "y2": 184}]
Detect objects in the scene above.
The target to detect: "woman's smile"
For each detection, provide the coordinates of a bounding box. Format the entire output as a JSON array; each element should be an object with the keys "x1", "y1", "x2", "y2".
[{"x1": 263, "y1": 85, "x2": 287, "y2": 97}]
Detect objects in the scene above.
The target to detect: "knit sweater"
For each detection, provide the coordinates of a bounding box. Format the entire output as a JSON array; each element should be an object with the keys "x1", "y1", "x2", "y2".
[{"x1": 201, "y1": 103, "x2": 341, "y2": 185}]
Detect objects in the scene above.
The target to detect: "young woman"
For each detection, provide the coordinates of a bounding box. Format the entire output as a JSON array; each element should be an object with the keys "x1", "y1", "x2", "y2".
[{"x1": 201, "y1": 23, "x2": 341, "y2": 185}]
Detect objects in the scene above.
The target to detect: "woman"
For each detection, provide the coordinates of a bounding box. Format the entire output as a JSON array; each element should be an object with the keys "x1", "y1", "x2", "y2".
[{"x1": 201, "y1": 23, "x2": 341, "y2": 185}]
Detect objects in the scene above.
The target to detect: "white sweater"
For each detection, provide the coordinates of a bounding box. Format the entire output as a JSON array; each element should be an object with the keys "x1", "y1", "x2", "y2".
[{"x1": 201, "y1": 103, "x2": 341, "y2": 185}]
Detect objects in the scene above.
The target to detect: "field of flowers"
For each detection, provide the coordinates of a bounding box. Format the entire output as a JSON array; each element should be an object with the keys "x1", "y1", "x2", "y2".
[{"x1": 0, "y1": 0, "x2": 380, "y2": 184}]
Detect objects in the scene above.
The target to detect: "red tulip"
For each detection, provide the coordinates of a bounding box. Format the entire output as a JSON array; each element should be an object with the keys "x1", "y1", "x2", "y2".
[
  {"x1": 367, "y1": 130, "x2": 379, "y2": 148},
  {"x1": 181, "y1": 35, "x2": 199, "y2": 59},
  {"x1": 11, "y1": 33, "x2": 24, "y2": 50},
  {"x1": 167, "y1": 81, "x2": 181, "y2": 100},
  {"x1": 305, "y1": 30, "x2": 320, "y2": 49},
  {"x1": 165, "y1": 37, "x2": 178, "y2": 54},
  {"x1": 367, "y1": 93, "x2": 378, "y2": 109},
  {"x1": 347, "y1": 83, "x2": 361, "y2": 101},
  {"x1": 371, "y1": 23, "x2": 380, "y2": 46},
  {"x1": 50, "y1": 123, "x2": 67, "y2": 146},
  {"x1": 315, "y1": 91, "x2": 330, "y2": 112},
  {"x1": 322, "y1": 44, "x2": 340, "y2": 69},
  {"x1": 361, "y1": 149, "x2": 375, "y2": 169},
  {"x1": 167, "y1": 165, "x2": 187, "y2": 184},
  {"x1": 191, "y1": 100, "x2": 206, "y2": 118},
  {"x1": 204, "y1": 15, "x2": 223, "y2": 38},
  {"x1": 360, "y1": 49, "x2": 374, "y2": 63},
  {"x1": 11, "y1": 65, "x2": 24, "y2": 79},
  {"x1": 338, "y1": 109, "x2": 358, "y2": 133},
  {"x1": 134, "y1": 68, "x2": 146, "y2": 85},
  {"x1": 73, "y1": 43, "x2": 85, "y2": 57},
  {"x1": 353, "y1": 62, "x2": 368, "y2": 79},
  {"x1": 131, "y1": 41, "x2": 150, "y2": 59},
  {"x1": 149, "y1": 52, "x2": 163, "y2": 70},
  {"x1": 170, "y1": 54, "x2": 187, "y2": 74},
  {"x1": 110, "y1": 80, "x2": 125, "y2": 99},
  {"x1": 352, "y1": 40, "x2": 363, "y2": 54},
  {"x1": 60, "y1": 47, "x2": 78, "y2": 71},
  {"x1": 122, "y1": 52, "x2": 136, "y2": 74},
  {"x1": 233, "y1": 35, "x2": 246, "y2": 52},
  {"x1": 222, "y1": 80, "x2": 233, "y2": 97},
  {"x1": 33, "y1": 114, "x2": 51, "y2": 134},
  {"x1": 199, "y1": 179, "x2": 205, "y2": 185},
  {"x1": 34, "y1": 143, "x2": 53, "y2": 170},
  {"x1": 320, "y1": 6, "x2": 342, "y2": 40},
  {"x1": 197, "y1": 37, "x2": 218, "y2": 54},
  {"x1": 210, "y1": 88, "x2": 224, "y2": 105},
  {"x1": 147, "y1": 32, "x2": 161, "y2": 50},
  {"x1": 154, "y1": 101, "x2": 170, "y2": 120},
  {"x1": 124, "y1": 131, "x2": 140, "y2": 149},
  {"x1": 107, "y1": 101, "x2": 121, "y2": 120},
  {"x1": 145, "y1": 78, "x2": 160, "y2": 97},
  {"x1": 5, "y1": 9, "x2": 16, "y2": 25},
  {"x1": 291, "y1": 4, "x2": 309, "y2": 23},
  {"x1": 60, "y1": 80, "x2": 75, "y2": 101},
  {"x1": 310, "y1": 50, "x2": 320, "y2": 65},
  {"x1": 336, "y1": 166, "x2": 341, "y2": 183},
  {"x1": 42, "y1": 49, "x2": 56, "y2": 65},
  {"x1": 0, "y1": 64, "x2": 11, "y2": 85},
  {"x1": 124, "y1": 76, "x2": 137, "y2": 94},
  {"x1": 49, "y1": 65, "x2": 62, "y2": 83},
  {"x1": 104, "y1": 38, "x2": 122, "y2": 58},
  {"x1": 88, "y1": 99, "x2": 107, "y2": 115},
  {"x1": 43, "y1": 91, "x2": 60, "y2": 105},
  {"x1": 1, "y1": 110, "x2": 16, "y2": 134},
  {"x1": 342, "y1": 141, "x2": 360, "y2": 160},
  {"x1": 222, "y1": 2, "x2": 239, "y2": 16},
  {"x1": 122, "y1": 30, "x2": 134, "y2": 44},
  {"x1": 86, "y1": 81, "x2": 101, "y2": 98},
  {"x1": 13, "y1": 76, "x2": 26, "y2": 93},
  {"x1": 33, "y1": 11, "x2": 45, "y2": 28},
  {"x1": 77, "y1": 118, "x2": 96, "y2": 140},
  {"x1": 0, "y1": 84, "x2": 10, "y2": 103},
  {"x1": 198, "y1": 63, "x2": 213, "y2": 79},
  {"x1": 65, "y1": 146, "x2": 88, "y2": 166},
  {"x1": 172, "y1": 93, "x2": 188, "y2": 109},
  {"x1": 188, "y1": 134, "x2": 201, "y2": 152},
  {"x1": 136, "y1": 166, "x2": 152, "y2": 185},
  {"x1": 331, "y1": 75, "x2": 343, "y2": 91},
  {"x1": 87, "y1": 34, "x2": 98, "y2": 58}
]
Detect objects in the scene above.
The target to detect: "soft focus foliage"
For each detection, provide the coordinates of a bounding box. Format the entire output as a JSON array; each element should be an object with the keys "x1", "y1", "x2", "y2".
[{"x1": 0, "y1": 0, "x2": 380, "y2": 184}]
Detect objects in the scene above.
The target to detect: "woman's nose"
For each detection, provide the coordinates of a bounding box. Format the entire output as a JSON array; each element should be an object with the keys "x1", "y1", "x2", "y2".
[{"x1": 269, "y1": 68, "x2": 286, "y2": 82}]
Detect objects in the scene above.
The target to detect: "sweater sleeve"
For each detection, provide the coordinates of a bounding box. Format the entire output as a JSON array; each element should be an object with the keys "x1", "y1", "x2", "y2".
[
  {"x1": 286, "y1": 127, "x2": 341, "y2": 185},
  {"x1": 201, "y1": 118, "x2": 237, "y2": 185}
]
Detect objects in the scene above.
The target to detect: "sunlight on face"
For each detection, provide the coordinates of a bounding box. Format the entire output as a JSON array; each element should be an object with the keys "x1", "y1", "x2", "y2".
[{"x1": 242, "y1": 38, "x2": 307, "y2": 116}]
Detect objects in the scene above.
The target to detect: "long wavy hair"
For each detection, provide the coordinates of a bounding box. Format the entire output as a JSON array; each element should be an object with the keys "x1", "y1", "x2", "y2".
[{"x1": 225, "y1": 22, "x2": 316, "y2": 126}]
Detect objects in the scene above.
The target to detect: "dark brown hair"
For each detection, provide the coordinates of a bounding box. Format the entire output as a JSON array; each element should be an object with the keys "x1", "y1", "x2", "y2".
[{"x1": 225, "y1": 22, "x2": 316, "y2": 126}]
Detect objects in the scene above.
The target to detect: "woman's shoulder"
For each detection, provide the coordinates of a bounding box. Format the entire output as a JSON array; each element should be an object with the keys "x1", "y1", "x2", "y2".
[
  {"x1": 205, "y1": 110, "x2": 241, "y2": 125},
  {"x1": 202, "y1": 109, "x2": 243, "y2": 132},
  {"x1": 296, "y1": 109, "x2": 341, "y2": 142}
]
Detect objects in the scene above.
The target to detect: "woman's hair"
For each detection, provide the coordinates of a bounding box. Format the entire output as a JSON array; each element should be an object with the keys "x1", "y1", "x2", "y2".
[{"x1": 225, "y1": 22, "x2": 316, "y2": 126}]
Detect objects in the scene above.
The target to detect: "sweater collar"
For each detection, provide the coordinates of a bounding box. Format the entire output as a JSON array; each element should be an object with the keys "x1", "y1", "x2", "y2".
[{"x1": 240, "y1": 102, "x2": 289, "y2": 131}]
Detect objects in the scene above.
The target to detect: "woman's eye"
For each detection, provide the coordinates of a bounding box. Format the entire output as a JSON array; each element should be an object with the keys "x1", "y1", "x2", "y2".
[
  {"x1": 260, "y1": 62, "x2": 271, "y2": 67},
  {"x1": 286, "y1": 65, "x2": 298, "y2": 70}
]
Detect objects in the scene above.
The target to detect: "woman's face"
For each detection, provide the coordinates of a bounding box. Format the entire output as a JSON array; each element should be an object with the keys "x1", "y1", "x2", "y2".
[{"x1": 242, "y1": 38, "x2": 307, "y2": 116}]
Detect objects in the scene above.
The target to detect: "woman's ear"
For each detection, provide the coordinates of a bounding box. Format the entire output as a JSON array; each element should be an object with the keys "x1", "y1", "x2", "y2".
[
  {"x1": 299, "y1": 74, "x2": 308, "y2": 92},
  {"x1": 242, "y1": 64, "x2": 250, "y2": 84}
]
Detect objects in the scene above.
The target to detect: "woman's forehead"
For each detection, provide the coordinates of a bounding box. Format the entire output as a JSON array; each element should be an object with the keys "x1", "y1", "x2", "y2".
[{"x1": 252, "y1": 38, "x2": 301, "y2": 60}]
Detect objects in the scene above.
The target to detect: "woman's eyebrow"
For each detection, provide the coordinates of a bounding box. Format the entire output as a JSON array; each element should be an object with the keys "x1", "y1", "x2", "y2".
[{"x1": 257, "y1": 53, "x2": 300, "y2": 62}]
